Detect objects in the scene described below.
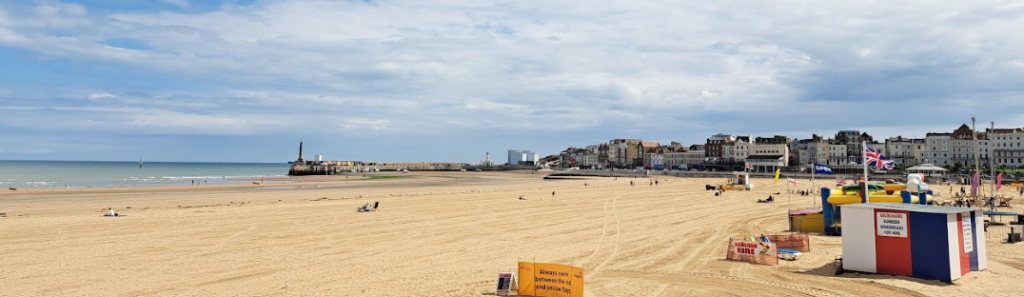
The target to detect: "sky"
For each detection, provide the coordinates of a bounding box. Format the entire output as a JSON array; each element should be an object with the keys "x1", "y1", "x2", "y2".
[{"x1": 1, "y1": 0, "x2": 1023, "y2": 163}]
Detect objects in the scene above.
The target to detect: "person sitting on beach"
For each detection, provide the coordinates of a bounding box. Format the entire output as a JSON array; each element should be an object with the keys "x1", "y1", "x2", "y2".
[
  {"x1": 105, "y1": 208, "x2": 118, "y2": 217},
  {"x1": 519, "y1": 195, "x2": 526, "y2": 200},
  {"x1": 757, "y1": 195, "x2": 774, "y2": 203}
]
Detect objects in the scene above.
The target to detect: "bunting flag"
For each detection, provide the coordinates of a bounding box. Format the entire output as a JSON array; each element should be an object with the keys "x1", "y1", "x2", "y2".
[
  {"x1": 774, "y1": 168, "x2": 781, "y2": 184},
  {"x1": 746, "y1": 163, "x2": 754, "y2": 170}
]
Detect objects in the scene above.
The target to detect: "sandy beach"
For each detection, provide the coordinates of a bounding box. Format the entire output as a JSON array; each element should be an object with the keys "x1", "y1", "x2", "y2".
[{"x1": 1, "y1": 171, "x2": 1022, "y2": 296}]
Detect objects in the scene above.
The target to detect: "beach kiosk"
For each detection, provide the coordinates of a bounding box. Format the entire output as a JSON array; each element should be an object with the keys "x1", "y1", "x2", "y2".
[
  {"x1": 721, "y1": 172, "x2": 753, "y2": 191},
  {"x1": 840, "y1": 203, "x2": 986, "y2": 282}
]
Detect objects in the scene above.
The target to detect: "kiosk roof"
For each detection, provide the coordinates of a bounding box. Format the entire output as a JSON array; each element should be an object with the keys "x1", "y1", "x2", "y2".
[{"x1": 840, "y1": 203, "x2": 979, "y2": 214}]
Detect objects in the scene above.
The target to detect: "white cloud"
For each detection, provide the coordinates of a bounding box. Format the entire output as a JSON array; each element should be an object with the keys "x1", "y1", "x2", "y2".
[
  {"x1": 462, "y1": 100, "x2": 533, "y2": 113},
  {"x1": 33, "y1": 1, "x2": 86, "y2": 17},
  {"x1": 87, "y1": 92, "x2": 116, "y2": 100},
  {"x1": 2, "y1": 0, "x2": 1024, "y2": 157}
]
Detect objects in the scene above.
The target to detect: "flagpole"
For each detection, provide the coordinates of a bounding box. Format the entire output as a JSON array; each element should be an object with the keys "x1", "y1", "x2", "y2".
[
  {"x1": 972, "y1": 117, "x2": 980, "y2": 198},
  {"x1": 811, "y1": 163, "x2": 816, "y2": 208},
  {"x1": 863, "y1": 141, "x2": 869, "y2": 203},
  {"x1": 991, "y1": 121, "x2": 996, "y2": 211}
]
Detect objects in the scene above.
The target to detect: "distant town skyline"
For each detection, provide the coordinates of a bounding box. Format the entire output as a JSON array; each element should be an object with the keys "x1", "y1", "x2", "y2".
[{"x1": 2, "y1": 1, "x2": 1023, "y2": 163}]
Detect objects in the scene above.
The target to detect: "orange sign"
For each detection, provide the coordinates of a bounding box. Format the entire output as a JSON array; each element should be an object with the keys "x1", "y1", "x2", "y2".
[{"x1": 517, "y1": 262, "x2": 584, "y2": 297}]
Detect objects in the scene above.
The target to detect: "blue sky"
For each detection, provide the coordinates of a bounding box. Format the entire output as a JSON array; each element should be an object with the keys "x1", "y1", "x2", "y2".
[{"x1": 2, "y1": 0, "x2": 1023, "y2": 163}]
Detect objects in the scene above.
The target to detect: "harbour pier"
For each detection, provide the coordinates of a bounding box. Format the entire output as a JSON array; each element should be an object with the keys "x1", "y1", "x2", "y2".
[{"x1": 287, "y1": 142, "x2": 469, "y2": 176}]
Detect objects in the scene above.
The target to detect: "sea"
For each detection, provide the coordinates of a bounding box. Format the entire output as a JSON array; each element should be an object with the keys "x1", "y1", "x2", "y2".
[{"x1": 0, "y1": 160, "x2": 291, "y2": 189}]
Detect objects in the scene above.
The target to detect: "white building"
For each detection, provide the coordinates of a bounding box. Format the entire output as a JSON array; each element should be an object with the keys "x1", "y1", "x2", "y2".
[
  {"x1": 579, "y1": 145, "x2": 600, "y2": 168},
  {"x1": 508, "y1": 149, "x2": 539, "y2": 166},
  {"x1": 480, "y1": 152, "x2": 496, "y2": 166},
  {"x1": 922, "y1": 124, "x2": 991, "y2": 170},
  {"x1": 723, "y1": 135, "x2": 751, "y2": 162},
  {"x1": 827, "y1": 143, "x2": 847, "y2": 166},
  {"x1": 683, "y1": 145, "x2": 706, "y2": 166},
  {"x1": 989, "y1": 128, "x2": 1024, "y2": 169},
  {"x1": 924, "y1": 133, "x2": 953, "y2": 166},
  {"x1": 739, "y1": 136, "x2": 790, "y2": 171},
  {"x1": 885, "y1": 137, "x2": 925, "y2": 167}
]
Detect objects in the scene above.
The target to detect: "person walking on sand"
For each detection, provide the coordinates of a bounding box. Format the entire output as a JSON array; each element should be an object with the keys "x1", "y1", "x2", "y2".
[{"x1": 552, "y1": 191, "x2": 556, "y2": 197}]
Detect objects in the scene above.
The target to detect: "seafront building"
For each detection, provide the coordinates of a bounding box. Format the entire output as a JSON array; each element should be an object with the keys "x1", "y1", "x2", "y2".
[
  {"x1": 791, "y1": 134, "x2": 829, "y2": 165},
  {"x1": 885, "y1": 136, "x2": 926, "y2": 168},
  {"x1": 924, "y1": 124, "x2": 990, "y2": 169},
  {"x1": 608, "y1": 139, "x2": 643, "y2": 167},
  {"x1": 988, "y1": 127, "x2": 1024, "y2": 169},
  {"x1": 555, "y1": 123, "x2": 1024, "y2": 172},
  {"x1": 682, "y1": 145, "x2": 705, "y2": 166},
  {"x1": 704, "y1": 133, "x2": 735, "y2": 161}
]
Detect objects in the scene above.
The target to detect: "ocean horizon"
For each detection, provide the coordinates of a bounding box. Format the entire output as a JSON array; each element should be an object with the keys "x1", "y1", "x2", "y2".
[{"x1": 0, "y1": 160, "x2": 292, "y2": 189}]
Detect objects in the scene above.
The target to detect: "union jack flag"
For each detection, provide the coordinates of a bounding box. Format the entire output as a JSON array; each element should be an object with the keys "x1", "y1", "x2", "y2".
[
  {"x1": 836, "y1": 177, "x2": 846, "y2": 186},
  {"x1": 865, "y1": 147, "x2": 894, "y2": 170}
]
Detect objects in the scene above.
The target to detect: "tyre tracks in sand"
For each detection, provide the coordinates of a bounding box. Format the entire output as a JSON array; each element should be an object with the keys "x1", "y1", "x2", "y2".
[{"x1": 582, "y1": 192, "x2": 622, "y2": 280}]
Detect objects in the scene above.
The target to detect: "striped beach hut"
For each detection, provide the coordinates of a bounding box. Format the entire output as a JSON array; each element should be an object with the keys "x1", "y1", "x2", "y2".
[{"x1": 840, "y1": 203, "x2": 986, "y2": 282}]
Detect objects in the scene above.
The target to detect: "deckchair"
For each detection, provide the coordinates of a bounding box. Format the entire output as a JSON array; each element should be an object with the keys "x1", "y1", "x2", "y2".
[{"x1": 998, "y1": 195, "x2": 1014, "y2": 207}]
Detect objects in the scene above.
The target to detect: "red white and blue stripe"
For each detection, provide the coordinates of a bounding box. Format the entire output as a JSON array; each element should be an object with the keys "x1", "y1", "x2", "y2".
[{"x1": 841, "y1": 203, "x2": 986, "y2": 282}]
